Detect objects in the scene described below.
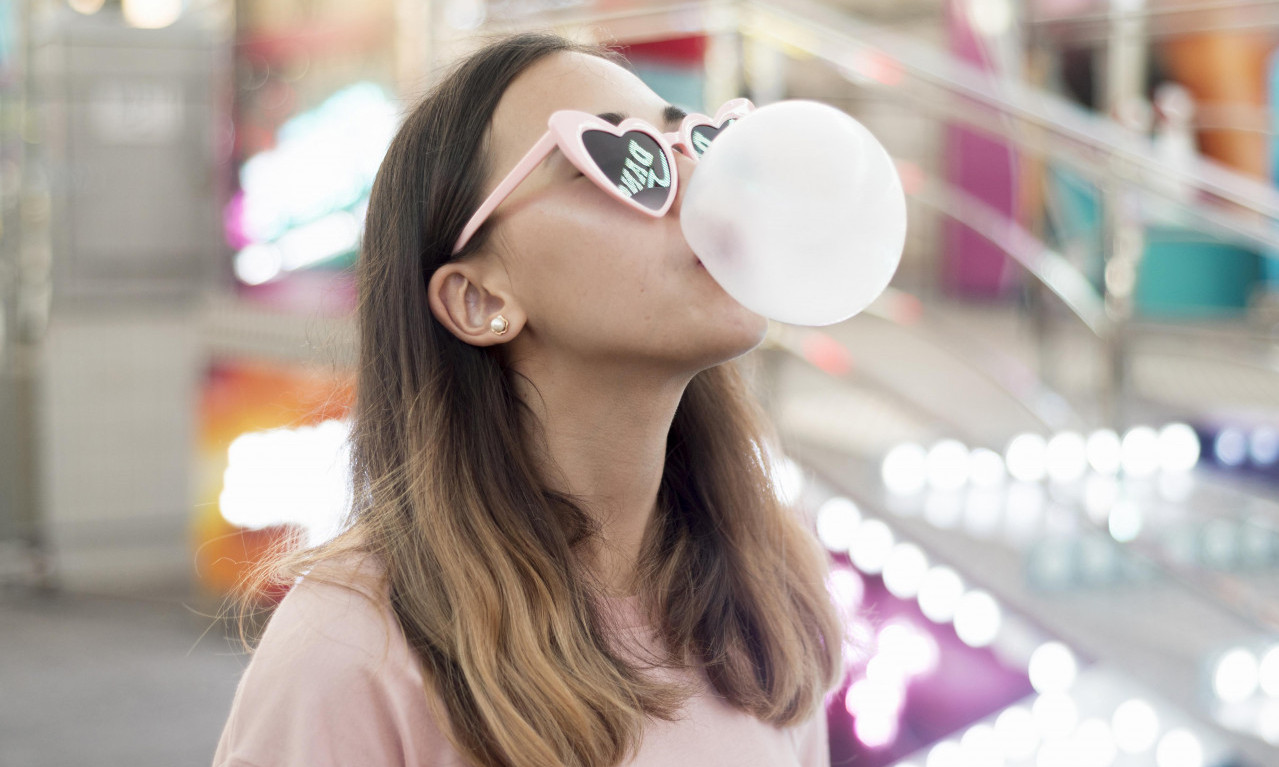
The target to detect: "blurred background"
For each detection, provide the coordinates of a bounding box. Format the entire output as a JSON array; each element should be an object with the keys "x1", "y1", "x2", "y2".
[{"x1": 2, "y1": 0, "x2": 1279, "y2": 765}]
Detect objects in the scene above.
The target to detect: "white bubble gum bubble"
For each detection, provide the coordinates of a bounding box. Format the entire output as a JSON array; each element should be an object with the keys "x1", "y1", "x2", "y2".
[{"x1": 680, "y1": 100, "x2": 907, "y2": 326}]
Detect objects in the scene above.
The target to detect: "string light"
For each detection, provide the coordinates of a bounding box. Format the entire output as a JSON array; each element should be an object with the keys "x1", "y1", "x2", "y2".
[
  {"x1": 883, "y1": 443, "x2": 928, "y2": 495},
  {"x1": 1212, "y1": 648, "x2": 1259, "y2": 703},
  {"x1": 1154, "y1": 729, "x2": 1203, "y2": 767},
  {"x1": 1029, "y1": 642, "x2": 1078, "y2": 693},
  {"x1": 816, "y1": 496, "x2": 861, "y2": 553},
  {"x1": 1112, "y1": 698, "x2": 1160, "y2": 753},
  {"x1": 849, "y1": 519, "x2": 895, "y2": 574},
  {"x1": 1005, "y1": 433, "x2": 1048, "y2": 483},
  {"x1": 917, "y1": 565, "x2": 964, "y2": 624}
]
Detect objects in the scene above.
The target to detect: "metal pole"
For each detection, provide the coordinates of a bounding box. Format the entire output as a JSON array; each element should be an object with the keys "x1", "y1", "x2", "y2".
[{"x1": 1098, "y1": 0, "x2": 1149, "y2": 429}]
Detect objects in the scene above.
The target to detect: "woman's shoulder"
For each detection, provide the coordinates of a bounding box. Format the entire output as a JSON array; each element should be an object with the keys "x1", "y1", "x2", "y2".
[
  {"x1": 214, "y1": 550, "x2": 463, "y2": 767},
  {"x1": 257, "y1": 549, "x2": 404, "y2": 671}
]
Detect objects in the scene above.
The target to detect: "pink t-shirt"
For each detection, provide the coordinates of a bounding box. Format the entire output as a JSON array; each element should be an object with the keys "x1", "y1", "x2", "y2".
[{"x1": 213, "y1": 553, "x2": 830, "y2": 767}]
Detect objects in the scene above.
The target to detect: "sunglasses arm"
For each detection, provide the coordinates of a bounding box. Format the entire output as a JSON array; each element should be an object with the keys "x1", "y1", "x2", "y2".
[{"x1": 452, "y1": 130, "x2": 559, "y2": 255}]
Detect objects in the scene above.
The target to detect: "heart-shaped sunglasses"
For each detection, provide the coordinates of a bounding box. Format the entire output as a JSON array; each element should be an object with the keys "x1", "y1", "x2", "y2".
[{"x1": 452, "y1": 98, "x2": 755, "y2": 255}]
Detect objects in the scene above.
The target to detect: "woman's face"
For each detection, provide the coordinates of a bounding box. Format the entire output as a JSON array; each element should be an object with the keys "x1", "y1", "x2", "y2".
[{"x1": 475, "y1": 51, "x2": 768, "y2": 376}]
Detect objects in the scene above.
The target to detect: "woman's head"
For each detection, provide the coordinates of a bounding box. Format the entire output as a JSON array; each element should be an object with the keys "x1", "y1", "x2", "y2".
[
  {"x1": 425, "y1": 44, "x2": 768, "y2": 379},
  {"x1": 247, "y1": 32, "x2": 840, "y2": 767}
]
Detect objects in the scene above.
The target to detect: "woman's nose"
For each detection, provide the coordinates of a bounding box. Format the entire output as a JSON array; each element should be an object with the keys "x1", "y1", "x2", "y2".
[{"x1": 670, "y1": 148, "x2": 698, "y2": 217}]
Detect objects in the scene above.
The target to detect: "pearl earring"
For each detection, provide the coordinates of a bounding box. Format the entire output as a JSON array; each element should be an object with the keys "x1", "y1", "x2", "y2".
[{"x1": 489, "y1": 315, "x2": 510, "y2": 336}]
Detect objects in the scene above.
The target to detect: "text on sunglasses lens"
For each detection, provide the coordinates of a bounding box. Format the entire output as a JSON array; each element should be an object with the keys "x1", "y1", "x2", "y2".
[{"x1": 582, "y1": 130, "x2": 672, "y2": 211}]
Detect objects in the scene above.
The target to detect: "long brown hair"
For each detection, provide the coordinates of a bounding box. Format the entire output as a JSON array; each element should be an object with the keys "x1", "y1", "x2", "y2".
[{"x1": 239, "y1": 32, "x2": 842, "y2": 767}]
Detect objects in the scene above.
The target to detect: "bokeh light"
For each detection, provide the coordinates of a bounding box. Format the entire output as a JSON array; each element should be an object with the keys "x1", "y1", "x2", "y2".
[
  {"x1": 1250, "y1": 426, "x2": 1279, "y2": 466},
  {"x1": 883, "y1": 443, "x2": 928, "y2": 495},
  {"x1": 917, "y1": 565, "x2": 964, "y2": 623},
  {"x1": 123, "y1": 0, "x2": 182, "y2": 28},
  {"x1": 1213, "y1": 648, "x2": 1259, "y2": 703},
  {"x1": 816, "y1": 496, "x2": 861, "y2": 553},
  {"x1": 827, "y1": 568, "x2": 865, "y2": 616},
  {"x1": 1045, "y1": 432, "x2": 1088, "y2": 483},
  {"x1": 1213, "y1": 428, "x2": 1247, "y2": 467},
  {"x1": 1086, "y1": 429, "x2": 1122, "y2": 475},
  {"x1": 926, "y1": 440, "x2": 970, "y2": 490},
  {"x1": 1029, "y1": 641, "x2": 1078, "y2": 693},
  {"x1": 1073, "y1": 718, "x2": 1118, "y2": 767},
  {"x1": 1107, "y1": 501, "x2": 1142, "y2": 543},
  {"x1": 219, "y1": 419, "x2": 353, "y2": 547},
  {"x1": 1120, "y1": 426, "x2": 1161, "y2": 477},
  {"x1": 1006, "y1": 433, "x2": 1048, "y2": 483},
  {"x1": 882, "y1": 542, "x2": 929, "y2": 599},
  {"x1": 995, "y1": 705, "x2": 1039, "y2": 760},
  {"x1": 1112, "y1": 698, "x2": 1160, "y2": 753},
  {"x1": 849, "y1": 518, "x2": 895, "y2": 574},
  {"x1": 969, "y1": 447, "x2": 1007, "y2": 487},
  {"x1": 1157, "y1": 423, "x2": 1200, "y2": 472},
  {"x1": 1259, "y1": 644, "x2": 1279, "y2": 697},
  {"x1": 953, "y1": 589, "x2": 1002, "y2": 648},
  {"x1": 1154, "y1": 729, "x2": 1203, "y2": 767},
  {"x1": 1033, "y1": 692, "x2": 1079, "y2": 739}
]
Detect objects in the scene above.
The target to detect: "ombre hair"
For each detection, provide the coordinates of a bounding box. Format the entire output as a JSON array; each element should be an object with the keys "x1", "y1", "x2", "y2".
[{"x1": 238, "y1": 32, "x2": 843, "y2": 767}]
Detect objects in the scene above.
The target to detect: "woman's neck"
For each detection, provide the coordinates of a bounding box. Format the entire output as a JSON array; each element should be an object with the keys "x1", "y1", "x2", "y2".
[{"x1": 511, "y1": 358, "x2": 691, "y2": 596}]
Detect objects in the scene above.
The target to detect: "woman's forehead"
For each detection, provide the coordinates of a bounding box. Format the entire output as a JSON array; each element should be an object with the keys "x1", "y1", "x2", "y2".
[{"x1": 488, "y1": 51, "x2": 668, "y2": 160}]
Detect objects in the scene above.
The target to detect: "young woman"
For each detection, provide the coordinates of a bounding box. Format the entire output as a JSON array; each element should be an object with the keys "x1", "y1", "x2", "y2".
[{"x1": 214, "y1": 32, "x2": 843, "y2": 767}]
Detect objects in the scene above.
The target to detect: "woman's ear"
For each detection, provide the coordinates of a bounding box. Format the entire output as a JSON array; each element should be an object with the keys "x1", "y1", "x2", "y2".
[{"x1": 427, "y1": 260, "x2": 524, "y2": 346}]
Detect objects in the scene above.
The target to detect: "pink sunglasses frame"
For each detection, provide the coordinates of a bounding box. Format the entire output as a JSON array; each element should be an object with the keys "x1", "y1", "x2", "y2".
[{"x1": 451, "y1": 98, "x2": 755, "y2": 255}]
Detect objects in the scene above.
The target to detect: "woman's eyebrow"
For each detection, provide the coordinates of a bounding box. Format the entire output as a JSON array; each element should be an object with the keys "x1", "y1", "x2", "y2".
[
  {"x1": 662, "y1": 104, "x2": 688, "y2": 127},
  {"x1": 595, "y1": 104, "x2": 689, "y2": 128}
]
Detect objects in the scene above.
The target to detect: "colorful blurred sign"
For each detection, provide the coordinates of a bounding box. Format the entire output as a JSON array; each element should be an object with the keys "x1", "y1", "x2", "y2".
[{"x1": 192, "y1": 359, "x2": 355, "y2": 598}]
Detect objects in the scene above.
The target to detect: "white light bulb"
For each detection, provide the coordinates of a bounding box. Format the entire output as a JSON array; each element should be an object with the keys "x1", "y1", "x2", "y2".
[
  {"x1": 1259, "y1": 645, "x2": 1279, "y2": 697},
  {"x1": 1087, "y1": 429, "x2": 1122, "y2": 475},
  {"x1": 959, "y1": 723, "x2": 1003, "y2": 767},
  {"x1": 1108, "y1": 501, "x2": 1143, "y2": 543},
  {"x1": 927, "y1": 439, "x2": 970, "y2": 490},
  {"x1": 825, "y1": 568, "x2": 864, "y2": 613},
  {"x1": 1213, "y1": 648, "x2": 1259, "y2": 703},
  {"x1": 815, "y1": 496, "x2": 861, "y2": 553},
  {"x1": 849, "y1": 519, "x2": 895, "y2": 575},
  {"x1": 1250, "y1": 426, "x2": 1279, "y2": 466},
  {"x1": 954, "y1": 589, "x2": 1002, "y2": 648},
  {"x1": 1029, "y1": 641, "x2": 1078, "y2": 693},
  {"x1": 926, "y1": 740, "x2": 964, "y2": 767},
  {"x1": 969, "y1": 447, "x2": 1007, "y2": 487},
  {"x1": 882, "y1": 542, "x2": 929, "y2": 599},
  {"x1": 234, "y1": 243, "x2": 284, "y2": 286},
  {"x1": 1154, "y1": 729, "x2": 1203, "y2": 767},
  {"x1": 122, "y1": 0, "x2": 183, "y2": 29},
  {"x1": 1006, "y1": 433, "x2": 1048, "y2": 483},
  {"x1": 883, "y1": 443, "x2": 928, "y2": 495},
  {"x1": 69, "y1": 0, "x2": 107, "y2": 14},
  {"x1": 1112, "y1": 698, "x2": 1159, "y2": 753},
  {"x1": 1213, "y1": 428, "x2": 1247, "y2": 467},
  {"x1": 918, "y1": 565, "x2": 964, "y2": 624},
  {"x1": 1121, "y1": 426, "x2": 1161, "y2": 477},
  {"x1": 1073, "y1": 718, "x2": 1118, "y2": 767},
  {"x1": 1033, "y1": 691, "x2": 1079, "y2": 739},
  {"x1": 854, "y1": 713, "x2": 899, "y2": 749},
  {"x1": 995, "y1": 705, "x2": 1039, "y2": 760},
  {"x1": 1083, "y1": 475, "x2": 1119, "y2": 524},
  {"x1": 1046, "y1": 432, "x2": 1088, "y2": 483},
  {"x1": 1158, "y1": 423, "x2": 1200, "y2": 473},
  {"x1": 877, "y1": 621, "x2": 939, "y2": 677}
]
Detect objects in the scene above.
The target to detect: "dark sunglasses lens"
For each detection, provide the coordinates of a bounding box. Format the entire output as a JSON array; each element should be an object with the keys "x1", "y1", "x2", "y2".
[
  {"x1": 689, "y1": 124, "x2": 720, "y2": 157},
  {"x1": 581, "y1": 129, "x2": 672, "y2": 211},
  {"x1": 689, "y1": 116, "x2": 740, "y2": 157}
]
